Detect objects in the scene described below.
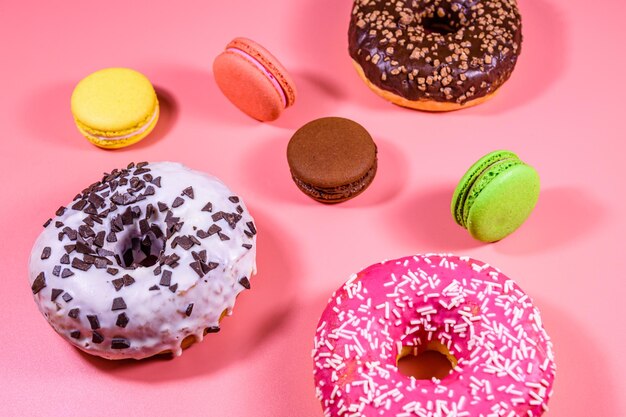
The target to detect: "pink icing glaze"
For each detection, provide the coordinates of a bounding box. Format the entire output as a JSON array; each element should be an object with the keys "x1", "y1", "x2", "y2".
[
  {"x1": 312, "y1": 254, "x2": 556, "y2": 417},
  {"x1": 226, "y1": 47, "x2": 287, "y2": 108}
]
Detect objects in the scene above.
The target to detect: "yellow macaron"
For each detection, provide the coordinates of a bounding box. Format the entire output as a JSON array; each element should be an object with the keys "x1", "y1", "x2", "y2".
[{"x1": 71, "y1": 68, "x2": 159, "y2": 149}]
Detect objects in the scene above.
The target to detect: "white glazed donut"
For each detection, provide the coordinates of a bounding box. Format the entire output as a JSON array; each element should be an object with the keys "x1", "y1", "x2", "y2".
[{"x1": 29, "y1": 162, "x2": 257, "y2": 360}]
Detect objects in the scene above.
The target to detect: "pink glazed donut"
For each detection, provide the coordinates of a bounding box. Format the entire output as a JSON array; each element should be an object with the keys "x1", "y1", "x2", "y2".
[{"x1": 312, "y1": 254, "x2": 556, "y2": 417}]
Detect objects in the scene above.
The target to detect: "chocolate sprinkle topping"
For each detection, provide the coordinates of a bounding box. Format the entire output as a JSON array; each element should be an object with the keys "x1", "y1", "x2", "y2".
[
  {"x1": 61, "y1": 268, "x2": 74, "y2": 278},
  {"x1": 160, "y1": 270, "x2": 172, "y2": 286},
  {"x1": 31, "y1": 272, "x2": 46, "y2": 294},
  {"x1": 41, "y1": 247, "x2": 51, "y2": 260},
  {"x1": 242, "y1": 244, "x2": 253, "y2": 250},
  {"x1": 201, "y1": 202, "x2": 213, "y2": 212},
  {"x1": 185, "y1": 303, "x2": 194, "y2": 317},
  {"x1": 92, "y1": 331, "x2": 104, "y2": 344},
  {"x1": 111, "y1": 297, "x2": 127, "y2": 311},
  {"x1": 112, "y1": 278, "x2": 125, "y2": 291},
  {"x1": 71, "y1": 258, "x2": 91, "y2": 271},
  {"x1": 149, "y1": 285, "x2": 159, "y2": 291},
  {"x1": 68, "y1": 308, "x2": 80, "y2": 319},
  {"x1": 60, "y1": 254, "x2": 70, "y2": 264},
  {"x1": 182, "y1": 186, "x2": 194, "y2": 199},
  {"x1": 116, "y1": 312, "x2": 129, "y2": 328},
  {"x1": 43, "y1": 218, "x2": 52, "y2": 228},
  {"x1": 53, "y1": 265, "x2": 61, "y2": 276},
  {"x1": 87, "y1": 315, "x2": 100, "y2": 330},
  {"x1": 51, "y1": 288, "x2": 63, "y2": 302},
  {"x1": 70, "y1": 331, "x2": 81, "y2": 339},
  {"x1": 172, "y1": 197, "x2": 185, "y2": 208},
  {"x1": 107, "y1": 267, "x2": 119, "y2": 276},
  {"x1": 228, "y1": 196, "x2": 240, "y2": 203},
  {"x1": 62, "y1": 292, "x2": 73, "y2": 303},
  {"x1": 205, "y1": 326, "x2": 220, "y2": 334},
  {"x1": 239, "y1": 276, "x2": 251, "y2": 290},
  {"x1": 169, "y1": 283, "x2": 178, "y2": 293},
  {"x1": 111, "y1": 337, "x2": 131, "y2": 349}
]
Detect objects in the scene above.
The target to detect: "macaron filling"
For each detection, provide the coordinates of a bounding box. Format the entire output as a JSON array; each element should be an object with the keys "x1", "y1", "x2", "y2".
[
  {"x1": 291, "y1": 161, "x2": 378, "y2": 202},
  {"x1": 226, "y1": 47, "x2": 288, "y2": 108},
  {"x1": 89, "y1": 105, "x2": 158, "y2": 141}
]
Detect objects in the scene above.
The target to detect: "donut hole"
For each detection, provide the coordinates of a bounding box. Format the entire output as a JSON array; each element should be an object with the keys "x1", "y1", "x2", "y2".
[
  {"x1": 116, "y1": 224, "x2": 166, "y2": 269},
  {"x1": 396, "y1": 342, "x2": 456, "y2": 380},
  {"x1": 420, "y1": 6, "x2": 463, "y2": 35}
]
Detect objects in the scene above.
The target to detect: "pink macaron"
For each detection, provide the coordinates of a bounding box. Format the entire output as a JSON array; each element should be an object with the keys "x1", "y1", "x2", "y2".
[{"x1": 213, "y1": 37, "x2": 297, "y2": 122}]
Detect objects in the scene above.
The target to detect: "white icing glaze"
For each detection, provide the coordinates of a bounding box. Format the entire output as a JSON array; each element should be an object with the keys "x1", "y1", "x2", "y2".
[{"x1": 29, "y1": 162, "x2": 257, "y2": 360}]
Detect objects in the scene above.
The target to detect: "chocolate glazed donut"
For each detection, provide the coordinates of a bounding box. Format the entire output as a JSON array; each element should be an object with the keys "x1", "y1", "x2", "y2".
[{"x1": 349, "y1": 0, "x2": 522, "y2": 111}]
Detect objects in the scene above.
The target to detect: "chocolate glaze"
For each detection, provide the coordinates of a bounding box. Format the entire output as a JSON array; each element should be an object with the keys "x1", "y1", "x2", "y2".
[{"x1": 349, "y1": 0, "x2": 522, "y2": 104}]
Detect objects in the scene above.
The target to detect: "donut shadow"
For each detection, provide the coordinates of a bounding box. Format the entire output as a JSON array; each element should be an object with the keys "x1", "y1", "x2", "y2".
[
  {"x1": 494, "y1": 187, "x2": 606, "y2": 255},
  {"x1": 289, "y1": 0, "x2": 392, "y2": 112},
  {"x1": 390, "y1": 183, "x2": 483, "y2": 251},
  {"x1": 19, "y1": 80, "x2": 86, "y2": 150},
  {"x1": 75, "y1": 208, "x2": 299, "y2": 380},
  {"x1": 532, "y1": 298, "x2": 621, "y2": 416},
  {"x1": 464, "y1": 0, "x2": 568, "y2": 115}
]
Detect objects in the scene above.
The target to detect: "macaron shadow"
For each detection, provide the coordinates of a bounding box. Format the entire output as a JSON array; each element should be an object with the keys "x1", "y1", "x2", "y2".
[
  {"x1": 271, "y1": 71, "x2": 344, "y2": 130},
  {"x1": 74, "y1": 207, "x2": 299, "y2": 380},
  {"x1": 111, "y1": 86, "x2": 179, "y2": 152},
  {"x1": 494, "y1": 186, "x2": 606, "y2": 255},
  {"x1": 390, "y1": 183, "x2": 483, "y2": 250}
]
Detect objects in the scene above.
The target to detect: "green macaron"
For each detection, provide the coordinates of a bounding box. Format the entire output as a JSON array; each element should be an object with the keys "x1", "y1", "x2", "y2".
[{"x1": 451, "y1": 150, "x2": 540, "y2": 242}]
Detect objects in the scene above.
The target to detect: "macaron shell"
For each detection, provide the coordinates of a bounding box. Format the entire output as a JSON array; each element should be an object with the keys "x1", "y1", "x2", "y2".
[
  {"x1": 71, "y1": 68, "x2": 159, "y2": 133},
  {"x1": 287, "y1": 117, "x2": 377, "y2": 188},
  {"x1": 451, "y1": 150, "x2": 519, "y2": 226},
  {"x1": 213, "y1": 51, "x2": 285, "y2": 122},
  {"x1": 78, "y1": 105, "x2": 160, "y2": 149},
  {"x1": 227, "y1": 38, "x2": 296, "y2": 107},
  {"x1": 466, "y1": 164, "x2": 540, "y2": 242}
]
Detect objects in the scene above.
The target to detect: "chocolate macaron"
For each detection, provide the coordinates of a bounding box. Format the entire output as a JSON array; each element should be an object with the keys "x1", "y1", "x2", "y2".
[{"x1": 287, "y1": 117, "x2": 378, "y2": 203}]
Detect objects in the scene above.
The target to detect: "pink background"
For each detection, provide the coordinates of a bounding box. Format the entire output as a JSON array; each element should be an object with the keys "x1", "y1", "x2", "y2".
[{"x1": 1, "y1": 0, "x2": 624, "y2": 416}]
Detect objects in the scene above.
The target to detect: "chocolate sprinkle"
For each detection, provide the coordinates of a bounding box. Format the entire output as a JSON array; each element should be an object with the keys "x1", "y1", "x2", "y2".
[
  {"x1": 56, "y1": 206, "x2": 66, "y2": 216},
  {"x1": 182, "y1": 186, "x2": 194, "y2": 199},
  {"x1": 112, "y1": 278, "x2": 125, "y2": 291},
  {"x1": 87, "y1": 315, "x2": 100, "y2": 330},
  {"x1": 218, "y1": 232, "x2": 230, "y2": 241},
  {"x1": 41, "y1": 247, "x2": 51, "y2": 260},
  {"x1": 172, "y1": 197, "x2": 185, "y2": 208},
  {"x1": 111, "y1": 338, "x2": 131, "y2": 349},
  {"x1": 53, "y1": 265, "x2": 61, "y2": 276},
  {"x1": 116, "y1": 312, "x2": 129, "y2": 328},
  {"x1": 246, "y1": 221, "x2": 257, "y2": 235},
  {"x1": 111, "y1": 297, "x2": 127, "y2": 311},
  {"x1": 31, "y1": 272, "x2": 46, "y2": 294},
  {"x1": 160, "y1": 270, "x2": 172, "y2": 286},
  {"x1": 201, "y1": 202, "x2": 213, "y2": 212},
  {"x1": 62, "y1": 292, "x2": 73, "y2": 303},
  {"x1": 228, "y1": 196, "x2": 240, "y2": 203},
  {"x1": 70, "y1": 331, "x2": 81, "y2": 339},
  {"x1": 107, "y1": 267, "x2": 119, "y2": 275},
  {"x1": 169, "y1": 283, "x2": 178, "y2": 293},
  {"x1": 92, "y1": 331, "x2": 104, "y2": 344},
  {"x1": 51, "y1": 288, "x2": 63, "y2": 302},
  {"x1": 242, "y1": 244, "x2": 253, "y2": 250},
  {"x1": 205, "y1": 326, "x2": 221, "y2": 334},
  {"x1": 71, "y1": 258, "x2": 91, "y2": 271},
  {"x1": 149, "y1": 285, "x2": 159, "y2": 291},
  {"x1": 43, "y1": 218, "x2": 52, "y2": 228},
  {"x1": 239, "y1": 277, "x2": 251, "y2": 290},
  {"x1": 64, "y1": 244, "x2": 77, "y2": 254},
  {"x1": 68, "y1": 308, "x2": 80, "y2": 319},
  {"x1": 60, "y1": 254, "x2": 70, "y2": 264},
  {"x1": 123, "y1": 274, "x2": 135, "y2": 286},
  {"x1": 61, "y1": 268, "x2": 74, "y2": 278},
  {"x1": 185, "y1": 303, "x2": 194, "y2": 317},
  {"x1": 207, "y1": 224, "x2": 221, "y2": 236}
]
